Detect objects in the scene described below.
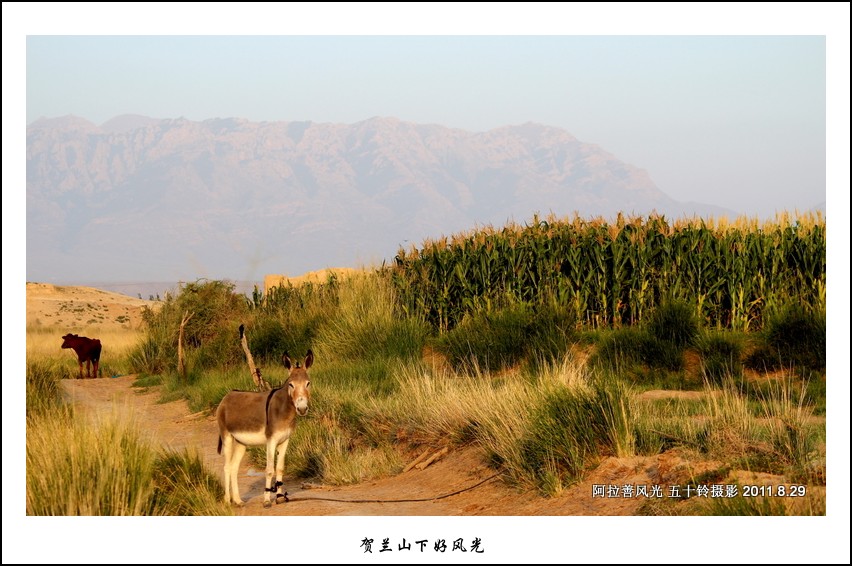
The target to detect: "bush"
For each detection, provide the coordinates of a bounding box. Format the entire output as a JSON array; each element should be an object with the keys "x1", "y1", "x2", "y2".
[
  {"x1": 314, "y1": 274, "x2": 428, "y2": 362},
  {"x1": 521, "y1": 378, "x2": 633, "y2": 493},
  {"x1": 151, "y1": 450, "x2": 230, "y2": 515},
  {"x1": 765, "y1": 305, "x2": 825, "y2": 371},
  {"x1": 130, "y1": 280, "x2": 251, "y2": 374},
  {"x1": 26, "y1": 358, "x2": 71, "y2": 417},
  {"x1": 640, "y1": 336, "x2": 685, "y2": 371},
  {"x1": 646, "y1": 300, "x2": 700, "y2": 348},
  {"x1": 696, "y1": 331, "x2": 744, "y2": 384},
  {"x1": 590, "y1": 327, "x2": 683, "y2": 373},
  {"x1": 246, "y1": 317, "x2": 318, "y2": 365},
  {"x1": 437, "y1": 304, "x2": 531, "y2": 371},
  {"x1": 27, "y1": 409, "x2": 233, "y2": 516},
  {"x1": 435, "y1": 302, "x2": 575, "y2": 372},
  {"x1": 588, "y1": 327, "x2": 646, "y2": 372},
  {"x1": 745, "y1": 305, "x2": 825, "y2": 372},
  {"x1": 525, "y1": 302, "x2": 578, "y2": 370}
]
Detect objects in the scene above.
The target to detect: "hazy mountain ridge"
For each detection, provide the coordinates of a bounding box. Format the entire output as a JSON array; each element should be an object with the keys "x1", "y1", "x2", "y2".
[{"x1": 26, "y1": 115, "x2": 735, "y2": 283}]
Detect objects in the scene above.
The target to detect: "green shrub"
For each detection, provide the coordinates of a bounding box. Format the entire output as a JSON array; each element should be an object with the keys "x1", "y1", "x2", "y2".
[
  {"x1": 246, "y1": 317, "x2": 317, "y2": 365},
  {"x1": 640, "y1": 335, "x2": 685, "y2": 371},
  {"x1": 646, "y1": 300, "x2": 700, "y2": 348},
  {"x1": 315, "y1": 274, "x2": 427, "y2": 362},
  {"x1": 129, "y1": 280, "x2": 251, "y2": 374},
  {"x1": 697, "y1": 331, "x2": 744, "y2": 384},
  {"x1": 26, "y1": 358, "x2": 71, "y2": 417},
  {"x1": 588, "y1": 328, "x2": 646, "y2": 372},
  {"x1": 524, "y1": 302, "x2": 578, "y2": 371},
  {"x1": 151, "y1": 450, "x2": 231, "y2": 515},
  {"x1": 521, "y1": 378, "x2": 633, "y2": 493},
  {"x1": 754, "y1": 305, "x2": 825, "y2": 371},
  {"x1": 590, "y1": 327, "x2": 683, "y2": 373},
  {"x1": 437, "y1": 302, "x2": 575, "y2": 372},
  {"x1": 436, "y1": 304, "x2": 532, "y2": 371}
]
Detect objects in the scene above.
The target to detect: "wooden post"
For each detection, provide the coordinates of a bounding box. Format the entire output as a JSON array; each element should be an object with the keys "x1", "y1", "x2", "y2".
[
  {"x1": 177, "y1": 311, "x2": 194, "y2": 381},
  {"x1": 416, "y1": 447, "x2": 449, "y2": 471},
  {"x1": 403, "y1": 448, "x2": 433, "y2": 473},
  {"x1": 240, "y1": 324, "x2": 270, "y2": 391}
]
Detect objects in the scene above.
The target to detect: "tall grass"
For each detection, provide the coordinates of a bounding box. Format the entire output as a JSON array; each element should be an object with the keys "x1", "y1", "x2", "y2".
[
  {"x1": 282, "y1": 418, "x2": 404, "y2": 485},
  {"x1": 699, "y1": 487, "x2": 825, "y2": 516},
  {"x1": 27, "y1": 406, "x2": 231, "y2": 516},
  {"x1": 314, "y1": 272, "x2": 427, "y2": 362},
  {"x1": 632, "y1": 375, "x2": 825, "y2": 486},
  {"x1": 27, "y1": 408, "x2": 159, "y2": 515},
  {"x1": 757, "y1": 375, "x2": 825, "y2": 484},
  {"x1": 633, "y1": 395, "x2": 708, "y2": 455},
  {"x1": 354, "y1": 358, "x2": 633, "y2": 494},
  {"x1": 26, "y1": 357, "x2": 72, "y2": 416},
  {"x1": 519, "y1": 373, "x2": 634, "y2": 493},
  {"x1": 150, "y1": 449, "x2": 233, "y2": 515},
  {"x1": 25, "y1": 358, "x2": 232, "y2": 516}
]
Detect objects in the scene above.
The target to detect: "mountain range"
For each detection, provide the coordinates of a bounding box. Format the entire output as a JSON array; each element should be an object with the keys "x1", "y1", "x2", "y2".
[{"x1": 26, "y1": 114, "x2": 735, "y2": 284}]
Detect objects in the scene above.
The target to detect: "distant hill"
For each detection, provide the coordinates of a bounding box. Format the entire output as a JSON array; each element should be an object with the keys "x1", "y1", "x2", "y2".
[
  {"x1": 26, "y1": 282, "x2": 158, "y2": 330},
  {"x1": 26, "y1": 115, "x2": 736, "y2": 283}
]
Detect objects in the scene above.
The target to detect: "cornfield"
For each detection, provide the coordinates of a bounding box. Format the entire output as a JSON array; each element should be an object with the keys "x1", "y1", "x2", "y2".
[{"x1": 389, "y1": 212, "x2": 826, "y2": 332}]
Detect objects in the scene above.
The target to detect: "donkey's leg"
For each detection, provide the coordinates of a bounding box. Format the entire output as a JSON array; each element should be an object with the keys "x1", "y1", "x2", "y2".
[
  {"x1": 263, "y1": 440, "x2": 278, "y2": 508},
  {"x1": 274, "y1": 438, "x2": 290, "y2": 502},
  {"x1": 229, "y1": 442, "x2": 247, "y2": 506},
  {"x1": 221, "y1": 434, "x2": 235, "y2": 504}
]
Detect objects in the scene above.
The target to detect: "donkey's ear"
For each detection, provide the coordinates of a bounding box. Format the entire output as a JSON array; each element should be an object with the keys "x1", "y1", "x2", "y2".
[
  {"x1": 283, "y1": 352, "x2": 292, "y2": 370},
  {"x1": 304, "y1": 349, "x2": 314, "y2": 369}
]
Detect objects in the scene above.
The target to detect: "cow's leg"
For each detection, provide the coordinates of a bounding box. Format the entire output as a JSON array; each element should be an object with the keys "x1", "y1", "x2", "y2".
[
  {"x1": 274, "y1": 438, "x2": 290, "y2": 503},
  {"x1": 93, "y1": 359, "x2": 99, "y2": 379},
  {"x1": 78, "y1": 361, "x2": 84, "y2": 379}
]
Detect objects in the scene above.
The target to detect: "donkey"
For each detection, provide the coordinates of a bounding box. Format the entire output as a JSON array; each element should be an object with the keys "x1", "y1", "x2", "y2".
[{"x1": 216, "y1": 350, "x2": 313, "y2": 507}]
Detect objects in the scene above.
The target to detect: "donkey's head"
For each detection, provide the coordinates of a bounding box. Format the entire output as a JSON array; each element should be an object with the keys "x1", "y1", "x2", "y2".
[{"x1": 283, "y1": 350, "x2": 313, "y2": 416}]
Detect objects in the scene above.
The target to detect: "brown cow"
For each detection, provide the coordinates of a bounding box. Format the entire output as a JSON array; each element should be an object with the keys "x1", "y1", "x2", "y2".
[{"x1": 61, "y1": 333, "x2": 102, "y2": 379}]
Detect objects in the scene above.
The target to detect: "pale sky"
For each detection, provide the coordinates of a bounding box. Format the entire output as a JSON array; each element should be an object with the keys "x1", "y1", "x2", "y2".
[{"x1": 3, "y1": 3, "x2": 850, "y2": 564}]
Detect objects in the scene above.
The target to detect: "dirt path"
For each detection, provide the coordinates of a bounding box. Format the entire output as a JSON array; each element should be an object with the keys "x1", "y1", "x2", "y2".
[{"x1": 61, "y1": 375, "x2": 711, "y2": 516}]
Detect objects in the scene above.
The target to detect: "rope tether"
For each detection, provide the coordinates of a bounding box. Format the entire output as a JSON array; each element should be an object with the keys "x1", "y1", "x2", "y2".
[{"x1": 279, "y1": 470, "x2": 504, "y2": 504}]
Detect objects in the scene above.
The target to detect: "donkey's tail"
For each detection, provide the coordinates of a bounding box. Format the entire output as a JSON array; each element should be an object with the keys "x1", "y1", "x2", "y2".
[{"x1": 217, "y1": 436, "x2": 223, "y2": 455}]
